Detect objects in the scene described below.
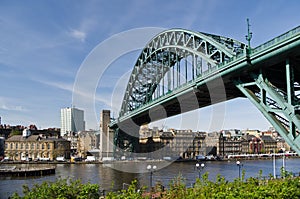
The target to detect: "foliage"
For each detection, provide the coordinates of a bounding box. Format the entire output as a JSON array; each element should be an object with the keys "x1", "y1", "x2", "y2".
[
  {"x1": 11, "y1": 178, "x2": 100, "y2": 199},
  {"x1": 159, "y1": 172, "x2": 300, "y2": 199},
  {"x1": 9, "y1": 129, "x2": 22, "y2": 137},
  {"x1": 106, "y1": 179, "x2": 146, "y2": 199},
  {"x1": 280, "y1": 167, "x2": 294, "y2": 178},
  {"x1": 163, "y1": 174, "x2": 187, "y2": 198},
  {"x1": 10, "y1": 172, "x2": 300, "y2": 199}
]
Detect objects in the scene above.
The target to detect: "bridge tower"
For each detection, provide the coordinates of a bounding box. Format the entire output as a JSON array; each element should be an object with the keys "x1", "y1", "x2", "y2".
[{"x1": 99, "y1": 110, "x2": 114, "y2": 160}]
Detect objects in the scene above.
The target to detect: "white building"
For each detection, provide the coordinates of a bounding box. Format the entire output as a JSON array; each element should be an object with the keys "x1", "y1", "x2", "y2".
[{"x1": 60, "y1": 107, "x2": 85, "y2": 136}]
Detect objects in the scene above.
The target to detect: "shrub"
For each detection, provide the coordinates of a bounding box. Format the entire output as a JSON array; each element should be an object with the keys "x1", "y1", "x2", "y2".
[{"x1": 11, "y1": 178, "x2": 100, "y2": 199}]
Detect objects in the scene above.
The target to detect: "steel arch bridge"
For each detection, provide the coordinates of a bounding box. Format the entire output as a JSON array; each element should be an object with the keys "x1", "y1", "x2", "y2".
[
  {"x1": 111, "y1": 26, "x2": 300, "y2": 156},
  {"x1": 120, "y1": 29, "x2": 245, "y2": 116}
]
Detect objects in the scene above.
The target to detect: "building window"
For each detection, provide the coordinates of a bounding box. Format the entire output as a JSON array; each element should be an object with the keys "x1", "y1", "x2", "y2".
[
  {"x1": 5, "y1": 143, "x2": 8, "y2": 149},
  {"x1": 16, "y1": 143, "x2": 18, "y2": 149},
  {"x1": 42, "y1": 143, "x2": 44, "y2": 149},
  {"x1": 47, "y1": 143, "x2": 50, "y2": 150},
  {"x1": 10, "y1": 143, "x2": 13, "y2": 149},
  {"x1": 37, "y1": 143, "x2": 39, "y2": 149},
  {"x1": 31, "y1": 143, "x2": 34, "y2": 150},
  {"x1": 26, "y1": 143, "x2": 29, "y2": 150},
  {"x1": 21, "y1": 143, "x2": 23, "y2": 149}
]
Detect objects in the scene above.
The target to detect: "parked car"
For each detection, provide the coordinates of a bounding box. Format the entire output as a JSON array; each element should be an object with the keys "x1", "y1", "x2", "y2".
[
  {"x1": 74, "y1": 157, "x2": 83, "y2": 162},
  {"x1": 1, "y1": 157, "x2": 11, "y2": 162},
  {"x1": 39, "y1": 157, "x2": 50, "y2": 161},
  {"x1": 56, "y1": 157, "x2": 65, "y2": 162},
  {"x1": 85, "y1": 156, "x2": 96, "y2": 162}
]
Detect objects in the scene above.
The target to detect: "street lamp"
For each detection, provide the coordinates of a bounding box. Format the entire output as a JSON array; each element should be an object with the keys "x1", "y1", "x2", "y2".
[
  {"x1": 236, "y1": 161, "x2": 243, "y2": 180},
  {"x1": 147, "y1": 164, "x2": 157, "y2": 190},
  {"x1": 123, "y1": 182, "x2": 129, "y2": 190},
  {"x1": 195, "y1": 163, "x2": 205, "y2": 179}
]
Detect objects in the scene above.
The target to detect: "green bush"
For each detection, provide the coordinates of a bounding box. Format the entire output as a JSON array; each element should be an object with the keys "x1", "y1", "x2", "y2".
[
  {"x1": 105, "y1": 180, "x2": 146, "y2": 199},
  {"x1": 11, "y1": 178, "x2": 100, "y2": 199}
]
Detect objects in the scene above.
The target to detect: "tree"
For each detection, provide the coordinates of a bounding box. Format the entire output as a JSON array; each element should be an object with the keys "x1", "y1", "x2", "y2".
[{"x1": 9, "y1": 129, "x2": 21, "y2": 137}]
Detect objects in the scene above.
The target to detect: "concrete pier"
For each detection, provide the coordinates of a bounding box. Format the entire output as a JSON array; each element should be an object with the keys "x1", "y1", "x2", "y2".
[{"x1": 0, "y1": 165, "x2": 56, "y2": 177}]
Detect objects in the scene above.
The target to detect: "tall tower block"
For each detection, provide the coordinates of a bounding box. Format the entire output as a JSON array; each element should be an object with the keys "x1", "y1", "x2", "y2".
[{"x1": 60, "y1": 107, "x2": 85, "y2": 136}]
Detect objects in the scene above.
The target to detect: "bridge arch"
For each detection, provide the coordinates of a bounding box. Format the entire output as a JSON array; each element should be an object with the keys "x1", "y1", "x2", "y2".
[{"x1": 120, "y1": 29, "x2": 246, "y2": 117}]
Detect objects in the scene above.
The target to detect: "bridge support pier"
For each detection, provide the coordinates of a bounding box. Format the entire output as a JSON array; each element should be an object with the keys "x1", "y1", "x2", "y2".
[
  {"x1": 112, "y1": 126, "x2": 140, "y2": 159},
  {"x1": 234, "y1": 59, "x2": 300, "y2": 154}
]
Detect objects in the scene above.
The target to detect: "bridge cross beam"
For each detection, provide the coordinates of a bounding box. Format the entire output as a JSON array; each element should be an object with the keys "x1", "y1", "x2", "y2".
[{"x1": 234, "y1": 59, "x2": 300, "y2": 154}]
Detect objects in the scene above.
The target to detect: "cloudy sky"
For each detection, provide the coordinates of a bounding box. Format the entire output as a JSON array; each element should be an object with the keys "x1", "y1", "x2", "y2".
[{"x1": 1, "y1": 0, "x2": 300, "y2": 131}]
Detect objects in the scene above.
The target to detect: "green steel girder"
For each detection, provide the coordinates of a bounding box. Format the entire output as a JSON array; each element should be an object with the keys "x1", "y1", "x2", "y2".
[
  {"x1": 113, "y1": 127, "x2": 120, "y2": 157},
  {"x1": 120, "y1": 29, "x2": 246, "y2": 117},
  {"x1": 234, "y1": 60, "x2": 300, "y2": 154}
]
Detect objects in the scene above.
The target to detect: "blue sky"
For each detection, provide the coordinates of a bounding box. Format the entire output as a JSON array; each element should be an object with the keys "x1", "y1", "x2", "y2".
[{"x1": 1, "y1": 0, "x2": 300, "y2": 131}]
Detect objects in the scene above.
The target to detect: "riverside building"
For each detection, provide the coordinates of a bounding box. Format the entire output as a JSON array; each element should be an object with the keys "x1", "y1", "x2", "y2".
[{"x1": 4, "y1": 129, "x2": 70, "y2": 161}]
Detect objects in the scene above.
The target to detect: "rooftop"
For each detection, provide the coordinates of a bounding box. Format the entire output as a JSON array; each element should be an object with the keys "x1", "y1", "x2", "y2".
[{"x1": 6, "y1": 135, "x2": 68, "y2": 142}]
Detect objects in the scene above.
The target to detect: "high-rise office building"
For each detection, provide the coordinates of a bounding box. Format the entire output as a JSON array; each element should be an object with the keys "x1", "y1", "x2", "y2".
[{"x1": 60, "y1": 107, "x2": 85, "y2": 136}]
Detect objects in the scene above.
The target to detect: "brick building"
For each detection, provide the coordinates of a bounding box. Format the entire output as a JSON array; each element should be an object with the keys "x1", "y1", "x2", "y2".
[{"x1": 77, "y1": 130, "x2": 100, "y2": 158}]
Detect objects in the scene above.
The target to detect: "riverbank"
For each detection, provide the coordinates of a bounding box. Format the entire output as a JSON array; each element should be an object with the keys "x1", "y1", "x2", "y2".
[
  {"x1": 0, "y1": 155, "x2": 300, "y2": 165},
  {"x1": 1, "y1": 154, "x2": 299, "y2": 165}
]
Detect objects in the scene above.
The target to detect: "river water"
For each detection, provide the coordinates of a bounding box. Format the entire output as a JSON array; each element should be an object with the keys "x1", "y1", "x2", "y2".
[{"x1": 1, "y1": 157, "x2": 300, "y2": 198}]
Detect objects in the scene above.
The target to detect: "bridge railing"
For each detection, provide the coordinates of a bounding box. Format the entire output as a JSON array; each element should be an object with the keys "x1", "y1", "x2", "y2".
[
  {"x1": 252, "y1": 25, "x2": 300, "y2": 54},
  {"x1": 218, "y1": 25, "x2": 300, "y2": 68},
  {"x1": 121, "y1": 78, "x2": 197, "y2": 117},
  {"x1": 217, "y1": 49, "x2": 246, "y2": 68}
]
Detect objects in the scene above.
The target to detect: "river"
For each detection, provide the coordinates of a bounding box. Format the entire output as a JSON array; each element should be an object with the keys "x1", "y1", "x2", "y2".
[{"x1": 1, "y1": 157, "x2": 300, "y2": 198}]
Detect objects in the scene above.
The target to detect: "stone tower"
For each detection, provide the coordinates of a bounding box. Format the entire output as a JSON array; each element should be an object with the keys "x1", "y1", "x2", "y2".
[{"x1": 99, "y1": 110, "x2": 114, "y2": 160}]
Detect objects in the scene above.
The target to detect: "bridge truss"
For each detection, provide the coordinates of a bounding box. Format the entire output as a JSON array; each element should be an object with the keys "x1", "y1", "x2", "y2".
[
  {"x1": 235, "y1": 58, "x2": 300, "y2": 154},
  {"x1": 113, "y1": 26, "x2": 300, "y2": 156},
  {"x1": 120, "y1": 29, "x2": 245, "y2": 116}
]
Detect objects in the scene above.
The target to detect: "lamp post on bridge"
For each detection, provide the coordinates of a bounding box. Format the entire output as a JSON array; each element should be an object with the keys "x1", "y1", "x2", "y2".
[
  {"x1": 236, "y1": 160, "x2": 243, "y2": 180},
  {"x1": 195, "y1": 163, "x2": 205, "y2": 179},
  {"x1": 245, "y1": 18, "x2": 253, "y2": 54},
  {"x1": 147, "y1": 164, "x2": 157, "y2": 191}
]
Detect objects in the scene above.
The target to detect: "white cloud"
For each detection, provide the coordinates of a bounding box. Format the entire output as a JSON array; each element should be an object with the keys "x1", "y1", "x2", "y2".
[
  {"x1": 1, "y1": 105, "x2": 24, "y2": 111},
  {"x1": 0, "y1": 97, "x2": 26, "y2": 111},
  {"x1": 35, "y1": 78, "x2": 113, "y2": 107},
  {"x1": 69, "y1": 29, "x2": 86, "y2": 42},
  {"x1": 35, "y1": 79, "x2": 73, "y2": 93}
]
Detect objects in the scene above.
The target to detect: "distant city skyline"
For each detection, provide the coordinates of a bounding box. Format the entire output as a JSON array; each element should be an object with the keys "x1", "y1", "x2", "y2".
[{"x1": 1, "y1": 1, "x2": 300, "y2": 131}]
